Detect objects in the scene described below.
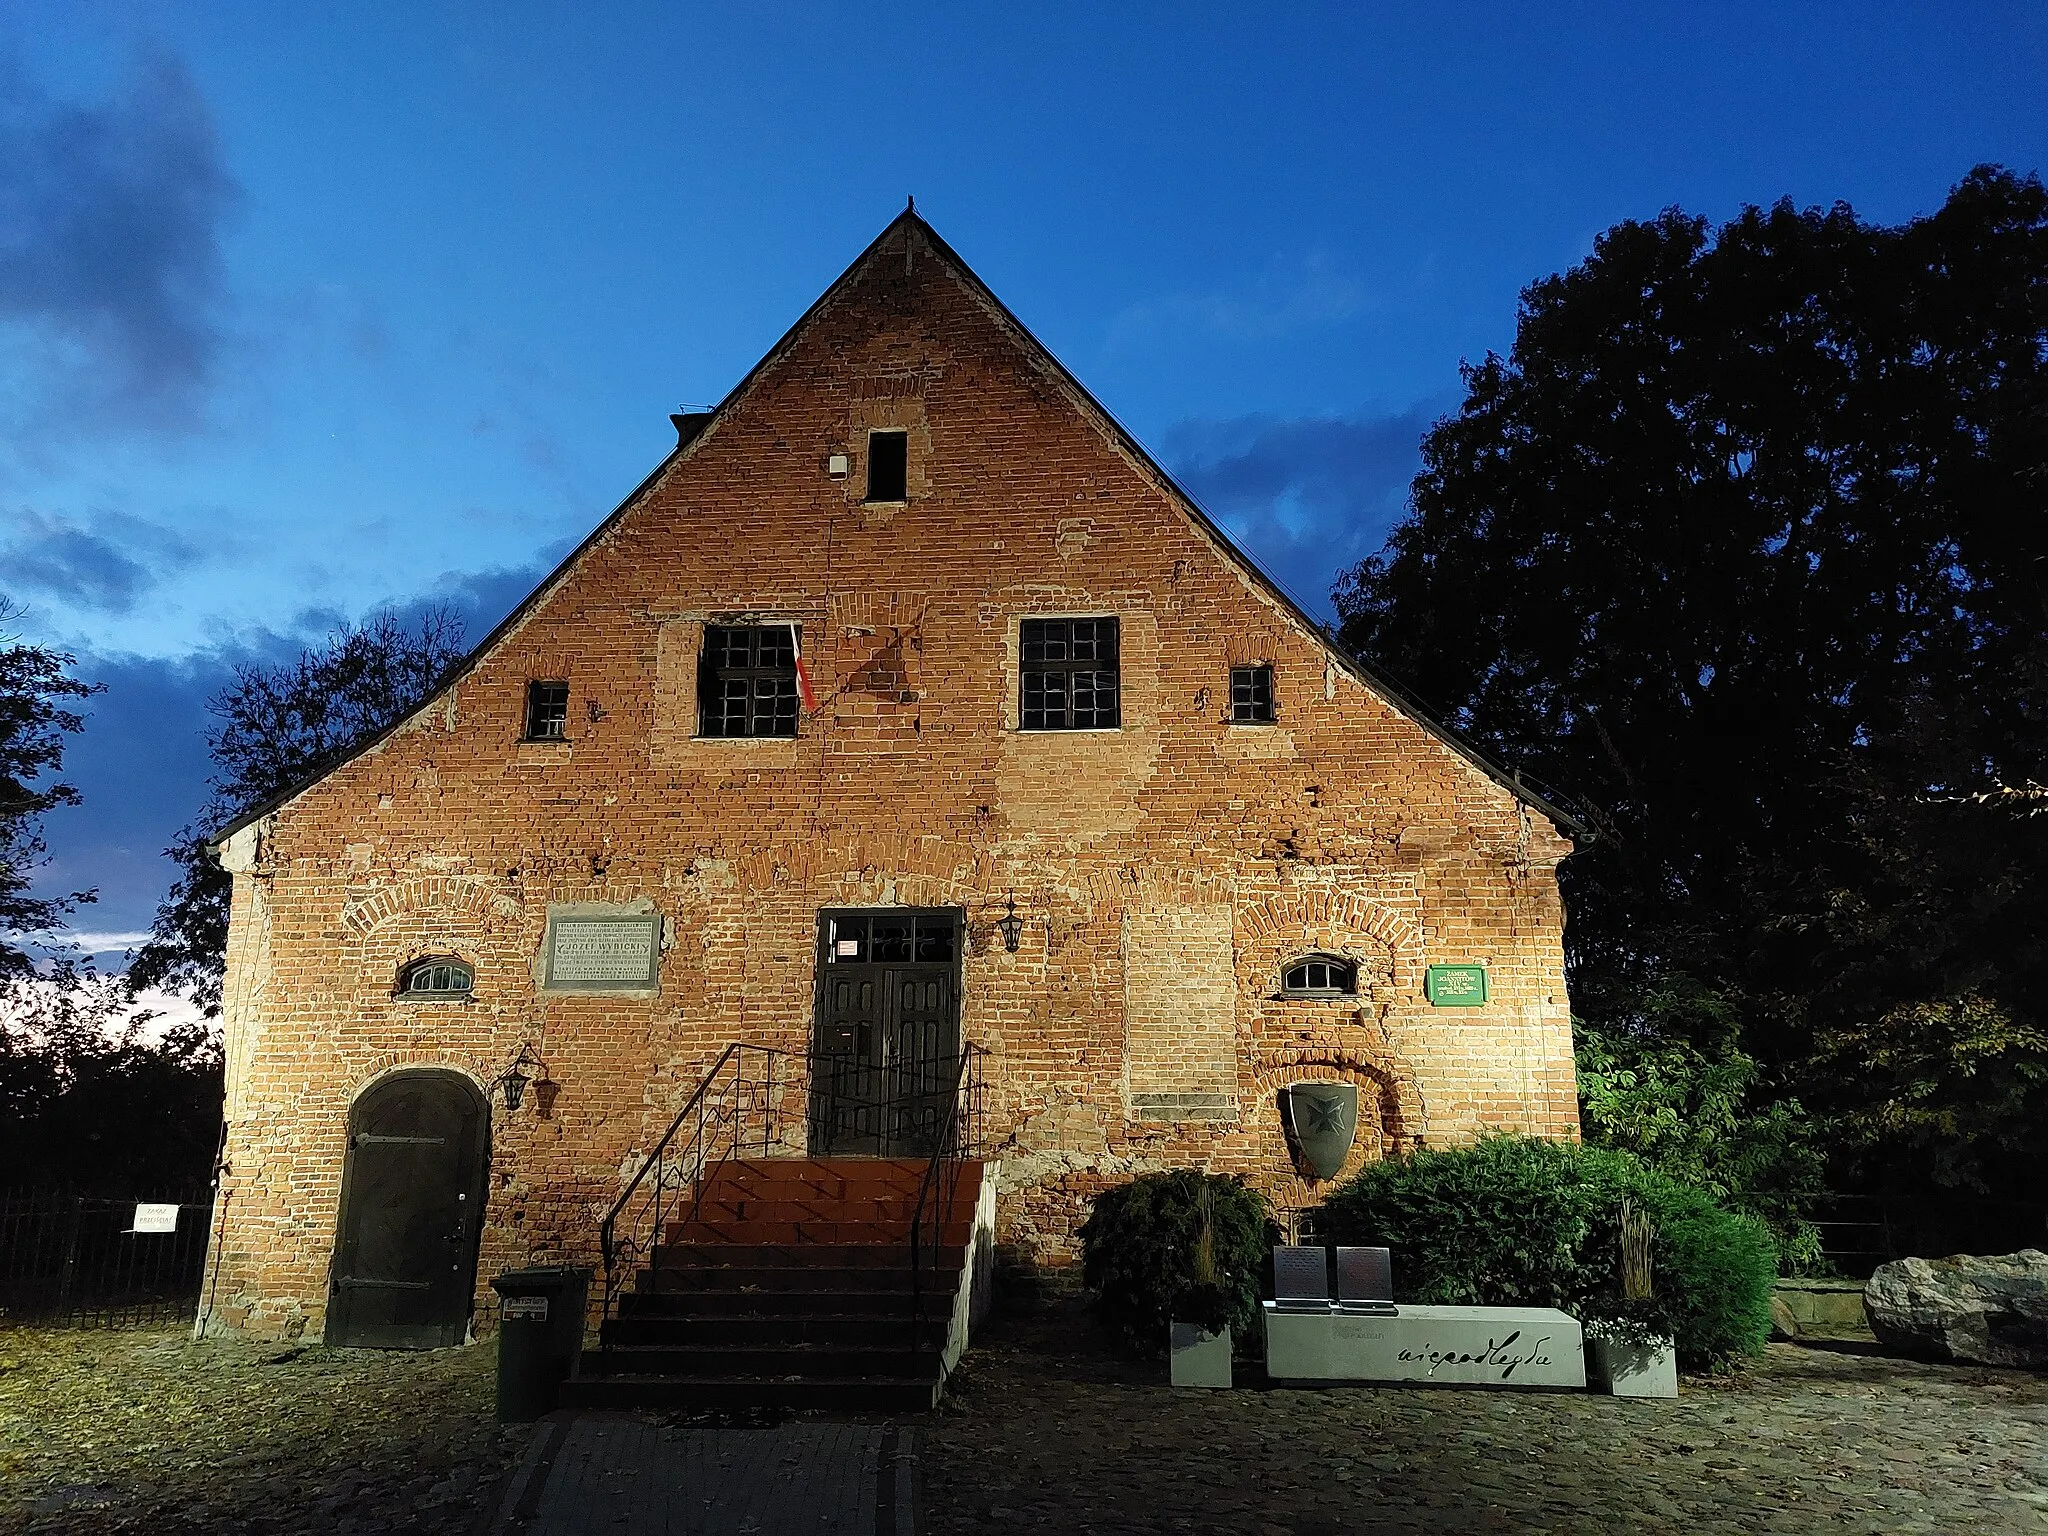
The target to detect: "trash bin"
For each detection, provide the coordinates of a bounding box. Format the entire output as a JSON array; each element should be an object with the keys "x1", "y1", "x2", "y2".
[{"x1": 490, "y1": 1265, "x2": 591, "y2": 1422}]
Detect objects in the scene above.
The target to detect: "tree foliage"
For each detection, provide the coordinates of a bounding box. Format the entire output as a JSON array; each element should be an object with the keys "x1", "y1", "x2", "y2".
[
  {"x1": 1336, "y1": 166, "x2": 2048, "y2": 1214},
  {"x1": 0, "y1": 597, "x2": 102, "y2": 977},
  {"x1": 131, "y1": 608, "x2": 467, "y2": 1013},
  {"x1": 0, "y1": 962, "x2": 223, "y2": 1191}
]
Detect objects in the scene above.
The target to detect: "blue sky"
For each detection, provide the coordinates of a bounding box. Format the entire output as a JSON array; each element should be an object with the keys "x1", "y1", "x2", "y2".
[{"x1": 4, "y1": 0, "x2": 2044, "y2": 949}]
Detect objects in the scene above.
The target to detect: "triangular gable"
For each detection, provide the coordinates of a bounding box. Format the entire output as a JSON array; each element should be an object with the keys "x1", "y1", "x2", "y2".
[{"x1": 213, "y1": 208, "x2": 1580, "y2": 847}]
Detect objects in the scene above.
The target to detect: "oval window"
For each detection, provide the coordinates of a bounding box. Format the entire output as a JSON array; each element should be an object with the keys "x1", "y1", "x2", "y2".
[
  {"x1": 400, "y1": 958, "x2": 473, "y2": 998},
  {"x1": 1281, "y1": 955, "x2": 1356, "y2": 996}
]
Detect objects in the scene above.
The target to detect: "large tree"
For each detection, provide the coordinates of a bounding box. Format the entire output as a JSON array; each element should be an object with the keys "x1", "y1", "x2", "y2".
[
  {"x1": 0, "y1": 596, "x2": 101, "y2": 976},
  {"x1": 1336, "y1": 167, "x2": 2048, "y2": 1217},
  {"x1": 131, "y1": 608, "x2": 467, "y2": 1013}
]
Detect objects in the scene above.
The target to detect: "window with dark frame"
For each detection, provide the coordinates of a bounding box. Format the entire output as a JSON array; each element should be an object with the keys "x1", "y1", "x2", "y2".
[
  {"x1": 400, "y1": 958, "x2": 473, "y2": 998},
  {"x1": 865, "y1": 430, "x2": 908, "y2": 502},
  {"x1": 699, "y1": 624, "x2": 800, "y2": 738},
  {"x1": 1281, "y1": 955, "x2": 1357, "y2": 996},
  {"x1": 524, "y1": 680, "x2": 569, "y2": 741},
  {"x1": 1230, "y1": 664, "x2": 1275, "y2": 723},
  {"x1": 1020, "y1": 616, "x2": 1121, "y2": 730}
]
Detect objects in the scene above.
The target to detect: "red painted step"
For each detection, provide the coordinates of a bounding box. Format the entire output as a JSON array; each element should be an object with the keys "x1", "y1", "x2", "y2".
[{"x1": 573, "y1": 1155, "x2": 983, "y2": 1412}]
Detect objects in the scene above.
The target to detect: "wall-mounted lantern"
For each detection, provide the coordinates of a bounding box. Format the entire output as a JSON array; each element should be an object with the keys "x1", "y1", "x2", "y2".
[
  {"x1": 996, "y1": 893, "x2": 1024, "y2": 954},
  {"x1": 495, "y1": 1043, "x2": 548, "y2": 1112}
]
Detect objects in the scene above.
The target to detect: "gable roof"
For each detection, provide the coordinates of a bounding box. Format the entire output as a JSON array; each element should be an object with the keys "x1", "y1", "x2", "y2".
[{"x1": 212, "y1": 208, "x2": 1582, "y2": 848}]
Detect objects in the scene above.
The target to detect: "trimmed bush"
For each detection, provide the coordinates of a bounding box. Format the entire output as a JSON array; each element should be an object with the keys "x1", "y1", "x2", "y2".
[
  {"x1": 1079, "y1": 1170, "x2": 1276, "y2": 1355},
  {"x1": 1315, "y1": 1136, "x2": 1776, "y2": 1368}
]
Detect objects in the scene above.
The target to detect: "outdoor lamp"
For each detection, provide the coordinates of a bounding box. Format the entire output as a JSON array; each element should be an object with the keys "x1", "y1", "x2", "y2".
[
  {"x1": 497, "y1": 1043, "x2": 543, "y2": 1111},
  {"x1": 996, "y1": 894, "x2": 1024, "y2": 953}
]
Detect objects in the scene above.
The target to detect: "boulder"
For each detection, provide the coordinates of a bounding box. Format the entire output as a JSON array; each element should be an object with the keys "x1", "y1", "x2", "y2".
[{"x1": 1864, "y1": 1249, "x2": 2048, "y2": 1367}]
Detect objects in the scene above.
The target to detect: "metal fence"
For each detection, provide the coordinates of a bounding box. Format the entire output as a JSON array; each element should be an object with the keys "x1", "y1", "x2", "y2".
[{"x1": 0, "y1": 1190, "x2": 218, "y2": 1329}]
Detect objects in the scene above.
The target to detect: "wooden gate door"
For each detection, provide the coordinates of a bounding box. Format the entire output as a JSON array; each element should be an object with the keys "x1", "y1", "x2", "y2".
[
  {"x1": 326, "y1": 1069, "x2": 489, "y2": 1348},
  {"x1": 812, "y1": 909, "x2": 963, "y2": 1156}
]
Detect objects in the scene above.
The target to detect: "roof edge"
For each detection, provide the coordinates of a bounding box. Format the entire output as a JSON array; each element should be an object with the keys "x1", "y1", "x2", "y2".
[{"x1": 210, "y1": 207, "x2": 1583, "y2": 851}]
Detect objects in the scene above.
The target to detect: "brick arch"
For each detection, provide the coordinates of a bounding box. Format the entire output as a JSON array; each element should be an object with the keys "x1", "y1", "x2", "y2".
[
  {"x1": 1244, "y1": 1051, "x2": 1427, "y2": 1205},
  {"x1": 341, "y1": 876, "x2": 521, "y2": 938},
  {"x1": 1234, "y1": 888, "x2": 1423, "y2": 989}
]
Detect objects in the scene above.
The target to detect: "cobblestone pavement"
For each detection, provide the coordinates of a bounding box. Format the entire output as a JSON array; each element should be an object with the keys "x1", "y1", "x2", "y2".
[
  {"x1": 922, "y1": 1302, "x2": 2048, "y2": 1535},
  {"x1": 0, "y1": 1324, "x2": 524, "y2": 1534},
  {"x1": 498, "y1": 1416, "x2": 914, "y2": 1535}
]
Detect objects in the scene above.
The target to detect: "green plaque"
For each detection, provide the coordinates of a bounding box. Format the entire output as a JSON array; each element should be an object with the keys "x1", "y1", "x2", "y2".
[{"x1": 1425, "y1": 964, "x2": 1488, "y2": 1007}]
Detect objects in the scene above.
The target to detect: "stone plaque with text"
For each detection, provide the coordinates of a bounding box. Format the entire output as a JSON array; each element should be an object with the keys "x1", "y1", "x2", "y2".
[{"x1": 543, "y1": 914, "x2": 661, "y2": 991}]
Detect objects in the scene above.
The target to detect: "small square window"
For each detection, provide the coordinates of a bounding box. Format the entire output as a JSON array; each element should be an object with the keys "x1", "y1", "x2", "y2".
[
  {"x1": 866, "y1": 430, "x2": 908, "y2": 502},
  {"x1": 1020, "y1": 617, "x2": 1120, "y2": 730},
  {"x1": 524, "y1": 681, "x2": 569, "y2": 741},
  {"x1": 1230, "y1": 665, "x2": 1274, "y2": 723}
]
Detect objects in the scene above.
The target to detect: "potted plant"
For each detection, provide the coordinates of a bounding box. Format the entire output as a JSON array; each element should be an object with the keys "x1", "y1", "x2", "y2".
[
  {"x1": 1584, "y1": 1197, "x2": 1679, "y2": 1397},
  {"x1": 1169, "y1": 1184, "x2": 1235, "y2": 1388}
]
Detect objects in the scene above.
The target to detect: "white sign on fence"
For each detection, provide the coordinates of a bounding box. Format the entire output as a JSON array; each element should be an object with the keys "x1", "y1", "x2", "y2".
[{"x1": 130, "y1": 1203, "x2": 180, "y2": 1234}]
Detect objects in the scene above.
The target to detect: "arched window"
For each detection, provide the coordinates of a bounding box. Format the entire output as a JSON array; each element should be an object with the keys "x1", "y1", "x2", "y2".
[
  {"x1": 399, "y1": 957, "x2": 473, "y2": 999},
  {"x1": 1281, "y1": 954, "x2": 1356, "y2": 997}
]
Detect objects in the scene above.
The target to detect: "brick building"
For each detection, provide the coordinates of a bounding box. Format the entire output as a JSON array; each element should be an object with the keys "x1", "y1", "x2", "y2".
[{"x1": 200, "y1": 209, "x2": 1579, "y2": 1351}]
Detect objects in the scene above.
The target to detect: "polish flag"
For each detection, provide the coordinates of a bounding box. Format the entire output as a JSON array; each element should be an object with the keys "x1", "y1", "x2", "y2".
[{"x1": 790, "y1": 622, "x2": 820, "y2": 712}]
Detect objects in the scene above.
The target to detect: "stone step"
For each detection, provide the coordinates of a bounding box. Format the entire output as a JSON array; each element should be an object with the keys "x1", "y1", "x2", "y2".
[
  {"x1": 603, "y1": 1312, "x2": 951, "y2": 1350},
  {"x1": 663, "y1": 1218, "x2": 972, "y2": 1247},
  {"x1": 622, "y1": 1282, "x2": 930, "y2": 1315},
  {"x1": 559, "y1": 1372, "x2": 941, "y2": 1413},
  {"x1": 581, "y1": 1342, "x2": 937, "y2": 1378},
  {"x1": 646, "y1": 1242, "x2": 956, "y2": 1271}
]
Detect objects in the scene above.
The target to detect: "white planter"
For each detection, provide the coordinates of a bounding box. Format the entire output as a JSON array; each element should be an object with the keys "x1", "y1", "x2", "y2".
[
  {"x1": 1169, "y1": 1322, "x2": 1233, "y2": 1388},
  {"x1": 1585, "y1": 1328, "x2": 1678, "y2": 1398}
]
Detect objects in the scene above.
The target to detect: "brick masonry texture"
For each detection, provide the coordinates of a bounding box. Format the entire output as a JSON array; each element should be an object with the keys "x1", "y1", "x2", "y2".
[{"x1": 201, "y1": 214, "x2": 1579, "y2": 1342}]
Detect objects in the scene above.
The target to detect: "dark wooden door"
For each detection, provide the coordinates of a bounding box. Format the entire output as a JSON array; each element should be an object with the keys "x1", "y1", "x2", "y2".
[
  {"x1": 812, "y1": 909, "x2": 962, "y2": 1156},
  {"x1": 326, "y1": 1070, "x2": 488, "y2": 1349}
]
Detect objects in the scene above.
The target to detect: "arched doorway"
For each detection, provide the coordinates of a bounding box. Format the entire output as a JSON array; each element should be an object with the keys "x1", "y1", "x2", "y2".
[{"x1": 326, "y1": 1069, "x2": 489, "y2": 1348}]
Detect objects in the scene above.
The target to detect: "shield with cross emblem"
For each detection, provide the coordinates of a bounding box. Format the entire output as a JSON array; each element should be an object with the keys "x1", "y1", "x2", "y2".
[{"x1": 1284, "y1": 1081, "x2": 1359, "y2": 1181}]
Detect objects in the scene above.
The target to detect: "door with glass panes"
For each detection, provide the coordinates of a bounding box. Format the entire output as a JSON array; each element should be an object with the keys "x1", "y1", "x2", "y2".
[{"x1": 811, "y1": 908, "x2": 963, "y2": 1156}]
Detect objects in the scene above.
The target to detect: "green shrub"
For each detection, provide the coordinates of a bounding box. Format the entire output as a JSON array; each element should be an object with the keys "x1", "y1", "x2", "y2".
[
  {"x1": 1078, "y1": 1170, "x2": 1276, "y2": 1355},
  {"x1": 1315, "y1": 1136, "x2": 1776, "y2": 1369}
]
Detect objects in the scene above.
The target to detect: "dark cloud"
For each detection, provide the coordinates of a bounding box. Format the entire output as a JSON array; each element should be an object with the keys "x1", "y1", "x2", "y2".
[
  {"x1": 1162, "y1": 405, "x2": 1441, "y2": 622},
  {"x1": 1, "y1": 509, "x2": 200, "y2": 610},
  {"x1": 0, "y1": 49, "x2": 237, "y2": 435},
  {"x1": 29, "y1": 649, "x2": 237, "y2": 936}
]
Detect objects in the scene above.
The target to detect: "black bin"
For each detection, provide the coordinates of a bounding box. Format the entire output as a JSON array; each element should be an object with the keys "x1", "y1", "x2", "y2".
[{"x1": 490, "y1": 1265, "x2": 591, "y2": 1422}]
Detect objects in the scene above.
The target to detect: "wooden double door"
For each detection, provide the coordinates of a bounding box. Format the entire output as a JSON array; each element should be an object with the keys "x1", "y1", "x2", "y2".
[{"x1": 811, "y1": 908, "x2": 964, "y2": 1156}]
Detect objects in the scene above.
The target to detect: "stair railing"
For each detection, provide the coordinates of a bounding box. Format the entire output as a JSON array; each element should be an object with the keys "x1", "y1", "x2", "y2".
[
  {"x1": 598, "y1": 1042, "x2": 790, "y2": 1322},
  {"x1": 907, "y1": 1045, "x2": 986, "y2": 1361}
]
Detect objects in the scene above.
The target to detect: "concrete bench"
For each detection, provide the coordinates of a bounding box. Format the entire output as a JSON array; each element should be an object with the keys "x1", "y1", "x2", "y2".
[{"x1": 1262, "y1": 1302, "x2": 1587, "y2": 1389}]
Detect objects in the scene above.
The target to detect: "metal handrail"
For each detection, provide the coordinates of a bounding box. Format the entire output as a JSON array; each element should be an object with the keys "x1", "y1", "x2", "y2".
[
  {"x1": 598, "y1": 1043, "x2": 793, "y2": 1320},
  {"x1": 907, "y1": 1045, "x2": 986, "y2": 1362}
]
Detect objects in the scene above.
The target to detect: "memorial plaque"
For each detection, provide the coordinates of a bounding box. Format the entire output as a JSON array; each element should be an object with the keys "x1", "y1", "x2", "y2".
[
  {"x1": 543, "y1": 914, "x2": 661, "y2": 991},
  {"x1": 1425, "y1": 963, "x2": 1489, "y2": 1007}
]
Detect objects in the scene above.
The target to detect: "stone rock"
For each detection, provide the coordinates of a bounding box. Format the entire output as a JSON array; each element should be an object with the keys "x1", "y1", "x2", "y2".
[
  {"x1": 1864, "y1": 1249, "x2": 2048, "y2": 1367},
  {"x1": 1769, "y1": 1295, "x2": 1802, "y2": 1341}
]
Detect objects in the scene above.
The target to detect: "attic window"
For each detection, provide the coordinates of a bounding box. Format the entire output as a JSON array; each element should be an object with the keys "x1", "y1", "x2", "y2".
[
  {"x1": 1282, "y1": 955, "x2": 1356, "y2": 997},
  {"x1": 1230, "y1": 665, "x2": 1274, "y2": 723},
  {"x1": 866, "y1": 430, "x2": 908, "y2": 502},
  {"x1": 400, "y1": 958, "x2": 473, "y2": 999},
  {"x1": 524, "y1": 681, "x2": 569, "y2": 741}
]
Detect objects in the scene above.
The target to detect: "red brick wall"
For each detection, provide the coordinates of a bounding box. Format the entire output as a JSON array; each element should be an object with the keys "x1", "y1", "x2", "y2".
[{"x1": 200, "y1": 219, "x2": 1577, "y2": 1341}]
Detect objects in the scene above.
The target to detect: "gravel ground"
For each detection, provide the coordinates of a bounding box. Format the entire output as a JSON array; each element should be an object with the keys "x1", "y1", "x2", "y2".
[
  {"x1": 0, "y1": 1325, "x2": 525, "y2": 1535},
  {"x1": 922, "y1": 1301, "x2": 2048, "y2": 1535}
]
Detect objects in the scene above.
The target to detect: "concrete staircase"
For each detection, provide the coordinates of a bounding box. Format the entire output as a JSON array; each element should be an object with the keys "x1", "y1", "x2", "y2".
[{"x1": 564, "y1": 1157, "x2": 982, "y2": 1411}]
